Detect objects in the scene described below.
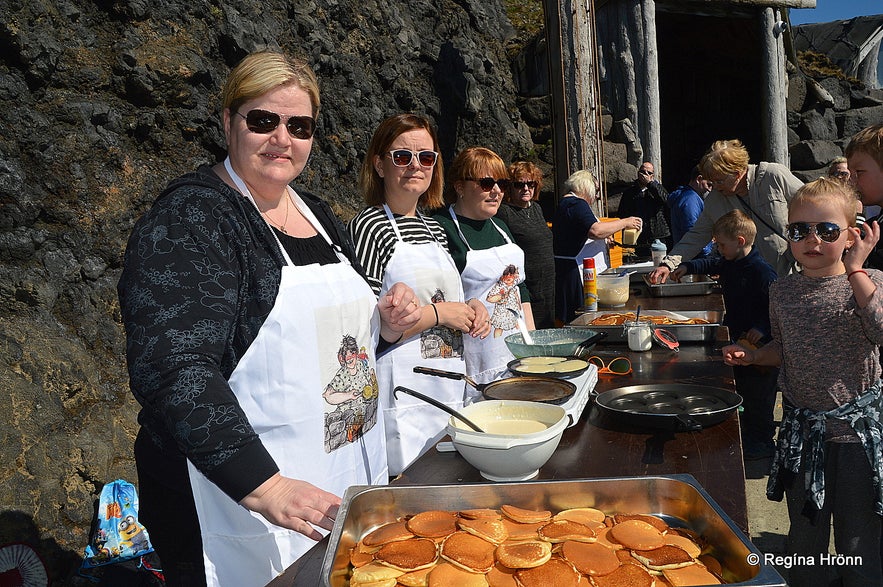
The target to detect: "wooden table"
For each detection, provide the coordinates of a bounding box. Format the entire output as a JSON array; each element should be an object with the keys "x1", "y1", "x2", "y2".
[{"x1": 269, "y1": 287, "x2": 746, "y2": 586}]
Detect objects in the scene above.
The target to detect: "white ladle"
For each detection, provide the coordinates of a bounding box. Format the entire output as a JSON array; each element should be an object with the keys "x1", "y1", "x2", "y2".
[{"x1": 508, "y1": 308, "x2": 534, "y2": 345}]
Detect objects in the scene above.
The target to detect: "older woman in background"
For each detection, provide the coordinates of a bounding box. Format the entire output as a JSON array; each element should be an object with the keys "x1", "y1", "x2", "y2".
[
  {"x1": 495, "y1": 161, "x2": 555, "y2": 329},
  {"x1": 348, "y1": 113, "x2": 489, "y2": 475},
  {"x1": 552, "y1": 170, "x2": 642, "y2": 324},
  {"x1": 433, "y1": 147, "x2": 534, "y2": 386},
  {"x1": 649, "y1": 139, "x2": 803, "y2": 284}
]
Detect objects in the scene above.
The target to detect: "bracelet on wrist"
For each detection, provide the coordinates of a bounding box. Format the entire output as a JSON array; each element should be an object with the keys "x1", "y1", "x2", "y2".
[
  {"x1": 847, "y1": 269, "x2": 868, "y2": 279},
  {"x1": 430, "y1": 303, "x2": 439, "y2": 327}
]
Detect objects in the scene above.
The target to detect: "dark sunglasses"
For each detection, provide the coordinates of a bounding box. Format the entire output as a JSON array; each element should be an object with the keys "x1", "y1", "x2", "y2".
[
  {"x1": 388, "y1": 149, "x2": 438, "y2": 168},
  {"x1": 785, "y1": 222, "x2": 843, "y2": 243},
  {"x1": 467, "y1": 177, "x2": 511, "y2": 192},
  {"x1": 513, "y1": 180, "x2": 538, "y2": 190},
  {"x1": 236, "y1": 109, "x2": 316, "y2": 139},
  {"x1": 638, "y1": 169, "x2": 654, "y2": 176},
  {"x1": 588, "y1": 355, "x2": 633, "y2": 375}
]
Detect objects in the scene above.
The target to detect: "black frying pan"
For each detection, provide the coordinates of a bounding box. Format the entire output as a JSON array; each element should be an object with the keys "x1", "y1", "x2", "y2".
[
  {"x1": 593, "y1": 384, "x2": 742, "y2": 432},
  {"x1": 413, "y1": 366, "x2": 576, "y2": 405}
]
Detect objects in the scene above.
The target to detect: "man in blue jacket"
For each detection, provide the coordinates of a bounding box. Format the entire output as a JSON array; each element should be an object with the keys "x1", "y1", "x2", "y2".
[{"x1": 667, "y1": 165, "x2": 713, "y2": 257}]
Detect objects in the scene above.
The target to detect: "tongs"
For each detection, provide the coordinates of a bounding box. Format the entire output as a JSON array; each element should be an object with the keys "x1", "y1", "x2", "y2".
[{"x1": 573, "y1": 331, "x2": 608, "y2": 359}]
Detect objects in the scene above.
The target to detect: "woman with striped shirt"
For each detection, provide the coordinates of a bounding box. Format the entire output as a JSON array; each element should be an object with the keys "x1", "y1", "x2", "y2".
[{"x1": 348, "y1": 114, "x2": 490, "y2": 475}]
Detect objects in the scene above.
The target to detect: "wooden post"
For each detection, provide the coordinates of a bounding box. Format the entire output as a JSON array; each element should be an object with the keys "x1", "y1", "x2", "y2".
[
  {"x1": 760, "y1": 6, "x2": 789, "y2": 164},
  {"x1": 545, "y1": 0, "x2": 605, "y2": 210}
]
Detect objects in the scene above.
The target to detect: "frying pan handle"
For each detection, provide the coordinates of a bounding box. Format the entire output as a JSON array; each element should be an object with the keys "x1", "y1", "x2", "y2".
[
  {"x1": 673, "y1": 414, "x2": 703, "y2": 432},
  {"x1": 413, "y1": 366, "x2": 467, "y2": 381}
]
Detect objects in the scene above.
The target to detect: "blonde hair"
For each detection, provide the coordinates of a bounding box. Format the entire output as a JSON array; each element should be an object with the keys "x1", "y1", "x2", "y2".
[
  {"x1": 845, "y1": 123, "x2": 883, "y2": 170},
  {"x1": 712, "y1": 210, "x2": 756, "y2": 246},
  {"x1": 506, "y1": 161, "x2": 543, "y2": 203},
  {"x1": 221, "y1": 50, "x2": 320, "y2": 118},
  {"x1": 563, "y1": 170, "x2": 597, "y2": 200},
  {"x1": 444, "y1": 147, "x2": 508, "y2": 205},
  {"x1": 359, "y1": 114, "x2": 444, "y2": 208},
  {"x1": 699, "y1": 139, "x2": 750, "y2": 178},
  {"x1": 790, "y1": 177, "x2": 859, "y2": 227}
]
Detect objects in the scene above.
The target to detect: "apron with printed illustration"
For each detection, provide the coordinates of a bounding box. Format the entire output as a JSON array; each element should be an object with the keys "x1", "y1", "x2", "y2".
[
  {"x1": 448, "y1": 206, "x2": 526, "y2": 388},
  {"x1": 186, "y1": 160, "x2": 386, "y2": 587},
  {"x1": 376, "y1": 204, "x2": 468, "y2": 475}
]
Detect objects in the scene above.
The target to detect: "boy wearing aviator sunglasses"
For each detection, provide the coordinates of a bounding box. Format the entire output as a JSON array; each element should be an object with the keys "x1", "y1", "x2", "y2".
[{"x1": 722, "y1": 178, "x2": 883, "y2": 586}]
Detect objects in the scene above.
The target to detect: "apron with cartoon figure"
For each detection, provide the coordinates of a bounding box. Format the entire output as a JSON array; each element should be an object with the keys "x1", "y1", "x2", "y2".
[
  {"x1": 376, "y1": 204, "x2": 468, "y2": 475},
  {"x1": 186, "y1": 160, "x2": 386, "y2": 587},
  {"x1": 448, "y1": 206, "x2": 526, "y2": 389}
]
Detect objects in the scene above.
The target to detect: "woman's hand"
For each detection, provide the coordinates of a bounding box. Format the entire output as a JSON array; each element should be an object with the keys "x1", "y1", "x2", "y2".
[
  {"x1": 625, "y1": 216, "x2": 643, "y2": 231},
  {"x1": 648, "y1": 265, "x2": 671, "y2": 284},
  {"x1": 465, "y1": 299, "x2": 492, "y2": 338},
  {"x1": 240, "y1": 473, "x2": 341, "y2": 540},
  {"x1": 721, "y1": 343, "x2": 754, "y2": 367},
  {"x1": 670, "y1": 266, "x2": 687, "y2": 282},
  {"x1": 378, "y1": 282, "x2": 422, "y2": 342}
]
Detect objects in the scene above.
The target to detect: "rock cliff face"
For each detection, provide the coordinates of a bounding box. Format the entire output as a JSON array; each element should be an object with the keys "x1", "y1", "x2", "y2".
[{"x1": 0, "y1": 0, "x2": 533, "y2": 579}]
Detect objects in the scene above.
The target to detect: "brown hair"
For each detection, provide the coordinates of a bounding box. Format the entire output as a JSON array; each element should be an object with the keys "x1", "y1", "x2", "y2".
[
  {"x1": 358, "y1": 114, "x2": 444, "y2": 208},
  {"x1": 712, "y1": 210, "x2": 756, "y2": 246},
  {"x1": 790, "y1": 177, "x2": 859, "y2": 227},
  {"x1": 699, "y1": 139, "x2": 750, "y2": 178},
  {"x1": 444, "y1": 147, "x2": 508, "y2": 205},
  {"x1": 506, "y1": 161, "x2": 543, "y2": 203},
  {"x1": 845, "y1": 123, "x2": 883, "y2": 170},
  {"x1": 222, "y1": 50, "x2": 320, "y2": 118}
]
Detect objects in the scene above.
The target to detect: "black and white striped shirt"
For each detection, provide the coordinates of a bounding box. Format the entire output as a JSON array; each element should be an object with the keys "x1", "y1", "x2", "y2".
[{"x1": 348, "y1": 205, "x2": 449, "y2": 295}]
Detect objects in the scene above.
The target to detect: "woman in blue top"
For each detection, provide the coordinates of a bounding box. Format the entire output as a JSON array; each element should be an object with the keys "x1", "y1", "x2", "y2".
[{"x1": 552, "y1": 170, "x2": 642, "y2": 324}]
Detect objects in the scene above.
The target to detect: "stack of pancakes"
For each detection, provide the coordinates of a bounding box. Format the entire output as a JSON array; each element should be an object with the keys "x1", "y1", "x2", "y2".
[
  {"x1": 588, "y1": 312, "x2": 710, "y2": 326},
  {"x1": 348, "y1": 506, "x2": 726, "y2": 586}
]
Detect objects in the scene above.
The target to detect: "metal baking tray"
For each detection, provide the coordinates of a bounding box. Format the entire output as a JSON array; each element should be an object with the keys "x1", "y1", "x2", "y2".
[
  {"x1": 566, "y1": 310, "x2": 723, "y2": 342},
  {"x1": 321, "y1": 475, "x2": 784, "y2": 586},
  {"x1": 643, "y1": 273, "x2": 719, "y2": 296}
]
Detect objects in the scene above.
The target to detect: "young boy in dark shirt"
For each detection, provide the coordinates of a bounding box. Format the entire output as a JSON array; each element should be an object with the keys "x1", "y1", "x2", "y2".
[{"x1": 673, "y1": 210, "x2": 778, "y2": 459}]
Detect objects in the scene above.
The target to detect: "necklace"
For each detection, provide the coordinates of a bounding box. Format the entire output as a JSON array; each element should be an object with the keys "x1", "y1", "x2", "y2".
[{"x1": 262, "y1": 195, "x2": 290, "y2": 234}]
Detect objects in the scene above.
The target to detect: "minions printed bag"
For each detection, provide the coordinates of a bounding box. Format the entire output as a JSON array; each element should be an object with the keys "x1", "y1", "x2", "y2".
[{"x1": 83, "y1": 479, "x2": 154, "y2": 568}]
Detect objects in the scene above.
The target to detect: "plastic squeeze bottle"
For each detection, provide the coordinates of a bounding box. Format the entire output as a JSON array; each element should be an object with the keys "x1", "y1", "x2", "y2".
[{"x1": 651, "y1": 239, "x2": 667, "y2": 265}]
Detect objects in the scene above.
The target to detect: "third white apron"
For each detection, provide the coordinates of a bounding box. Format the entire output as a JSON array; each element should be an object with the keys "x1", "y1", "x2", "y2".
[
  {"x1": 448, "y1": 206, "x2": 526, "y2": 388},
  {"x1": 376, "y1": 205, "x2": 468, "y2": 475}
]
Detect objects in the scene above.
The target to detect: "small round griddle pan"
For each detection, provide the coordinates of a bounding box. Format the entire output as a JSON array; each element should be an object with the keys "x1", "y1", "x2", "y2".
[
  {"x1": 507, "y1": 357, "x2": 590, "y2": 379},
  {"x1": 594, "y1": 384, "x2": 742, "y2": 431},
  {"x1": 413, "y1": 366, "x2": 576, "y2": 405}
]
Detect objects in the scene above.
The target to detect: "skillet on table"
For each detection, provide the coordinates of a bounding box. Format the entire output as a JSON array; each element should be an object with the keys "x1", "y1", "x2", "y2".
[
  {"x1": 593, "y1": 384, "x2": 742, "y2": 432},
  {"x1": 413, "y1": 366, "x2": 576, "y2": 405}
]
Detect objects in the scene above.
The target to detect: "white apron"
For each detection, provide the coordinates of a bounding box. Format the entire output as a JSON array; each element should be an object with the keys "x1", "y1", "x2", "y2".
[
  {"x1": 448, "y1": 206, "x2": 526, "y2": 387},
  {"x1": 376, "y1": 205, "x2": 468, "y2": 475},
  {"x1": 186, "y1": 160, "x2": 386, "y2": 587}
]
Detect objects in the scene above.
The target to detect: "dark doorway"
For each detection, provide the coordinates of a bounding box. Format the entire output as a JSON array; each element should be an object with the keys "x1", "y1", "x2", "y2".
[{"x1": 656, "y1": 9, "x2": 764, "y2": 189}]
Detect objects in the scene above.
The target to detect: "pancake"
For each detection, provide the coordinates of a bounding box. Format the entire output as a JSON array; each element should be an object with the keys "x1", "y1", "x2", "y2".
[
  {"x1": 662, "y1": 533, "x2": 702, "y2": 558},
  {"x1": 554, "y1": 507, "x2": 607, "y2": 528},
  {"x1": 588, "y1": 562, "x2": 655, "y2": 587},
  {"x1": 362, "y1": 520, "x2": 414, "y2": 548},
  {"x1": 396, "y1": 566, "x2": 434, "y2": 587},
  {"x1": 593, "y1": 526, "x2": 623, "y2": 550},
  {"x1": 537, "y1": 519, "x2": 597, "y2": 543},
  {"x1": 458, "y1": 517, "x2": 509, "y2": 544},
  {"x1": 501, "y1": 504, "x2": 552, "y2": 524},
  {"x1": 374, "y1": 537, "x2": 439, "y2": 572},
  {"x1": 612, "y1": 513, "x2": 669, "y2": 532},
  {"x1": 350, "y1": 546, "x2": 374, "y2": 567},
  {"x1": 459, "y1": 508, "x2": 503, "y2": 520},
  {"x1": 407, "y1": 510, "x2": 459, "y2": 539},
  {"x1": 630, "y1": 545, "x2": 694, "y2": 571},
  {"x1": 486, "y1": 562, "x2": 519, "y2": 587},
  {"x1": 697, "y1": 554, "x2": 722, "y2": 576},
  {"x1": 517, "y1": 356, "x2": 565, "y2": 366},
  {"x1": 349, "y1": 561, "x2": 404, "y2": 587},
  {"x1": 427, "y1": 561, "x2": 490, "y2": 587},
  {"x1": 513, "y1": 558, "x2": 582, "y2": 587},
  {"x1": 608, "y1": 519, "x2": 665, "y2": 550},
  {"x1": 662, "y1": 562, "x2": 722, "y2": 585},
  {"x1": 554, "y1": 359, "x2": 589, "y2": 373},
  {"x1": 439, "y1": 531, "x2": 497, "y2": 573},
  {"x1": 561, "y1": 540, "x2": 620, "y2": 576},
  {"x1": 494, "y1": 540, "x2": 552, "y2": 569},
  {"x1": 501, "y1": 518, "x2": 547, "y2": 541}
]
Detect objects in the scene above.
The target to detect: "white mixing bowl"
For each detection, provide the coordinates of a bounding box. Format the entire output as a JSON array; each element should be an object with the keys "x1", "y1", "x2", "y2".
[{"x1": 446, "y1": 400, "x2": 568, "y2": 482}]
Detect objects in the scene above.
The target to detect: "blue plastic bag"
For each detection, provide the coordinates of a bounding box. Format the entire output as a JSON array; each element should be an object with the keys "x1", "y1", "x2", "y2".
[{"x1": 82, "y1": 479, "x2": 154, "y2": 568}]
